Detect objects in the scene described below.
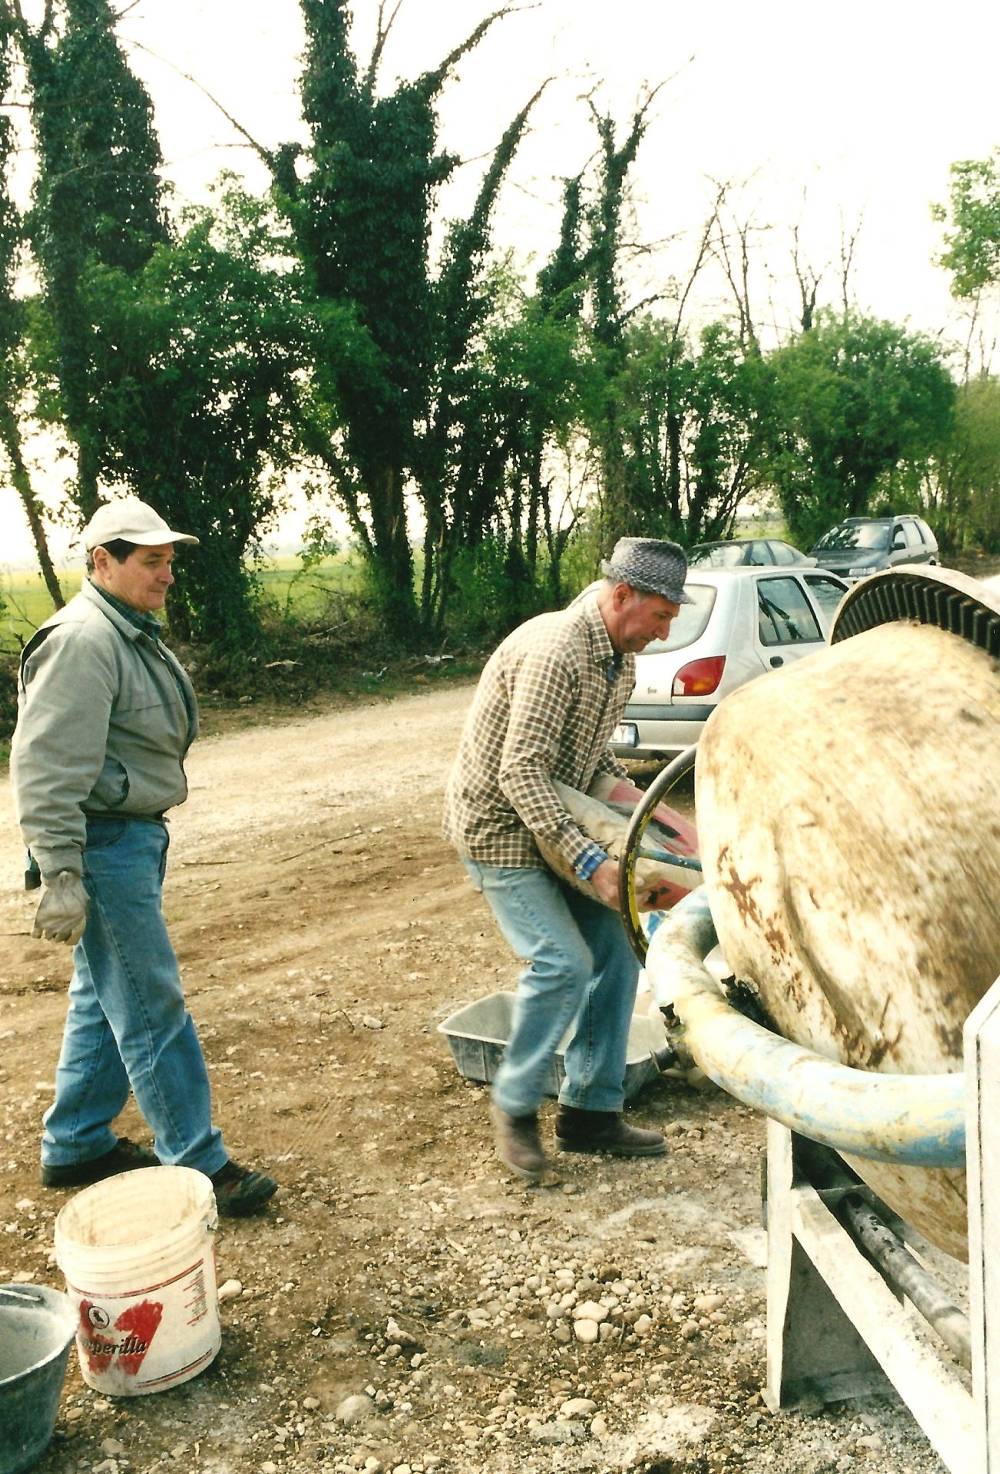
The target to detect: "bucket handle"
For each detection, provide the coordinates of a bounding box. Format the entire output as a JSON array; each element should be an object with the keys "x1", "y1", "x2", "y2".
[{"x1": 0, "y1": 1286, "x2": 47, "y2": 1306}]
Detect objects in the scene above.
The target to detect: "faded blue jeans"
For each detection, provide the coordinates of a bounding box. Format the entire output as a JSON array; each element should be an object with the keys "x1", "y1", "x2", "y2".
[
  {"x1": 463, "y1": 860, "x2": 640, "y2": 1117},
  {"x1": 41, "y1": 817, "x2": 227, "y2": 1175}
]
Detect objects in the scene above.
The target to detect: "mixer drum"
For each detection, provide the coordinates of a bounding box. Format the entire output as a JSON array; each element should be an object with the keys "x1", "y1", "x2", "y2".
[{"x1": 695, "y1": 617, "x2": 1000, "y2": 1259}]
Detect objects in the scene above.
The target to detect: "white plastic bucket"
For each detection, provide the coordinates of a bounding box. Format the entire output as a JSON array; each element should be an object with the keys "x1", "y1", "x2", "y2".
[{"x1": 54, "y1": 1166, "x2": 220, "y2": 1397}]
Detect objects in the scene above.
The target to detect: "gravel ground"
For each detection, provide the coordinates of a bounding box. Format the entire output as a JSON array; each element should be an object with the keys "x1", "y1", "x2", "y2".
[{"x1": 0, "y1": 682, "x2": 955, "y2": 1474}]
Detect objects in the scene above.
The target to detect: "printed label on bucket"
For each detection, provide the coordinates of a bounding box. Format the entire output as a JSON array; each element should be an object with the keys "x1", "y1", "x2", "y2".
[
  {"x1": 68, "y1": 1251, "x2": 219, "y2": 1395},
  {"x1": 79, "y1": 1297, "x2": 163, "y2": 1379}
]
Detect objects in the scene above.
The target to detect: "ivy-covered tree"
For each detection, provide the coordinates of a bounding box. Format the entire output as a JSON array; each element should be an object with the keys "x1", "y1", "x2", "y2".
[
  {"x1": 0, "y1": 18, "x2": 63, "y2": 609},
  {"x1": 584, "y1": 94, "x2": 662, "y2": 551},
  {"x1": 8, "y1": 0, "x2": 169, "y2": 517},
  {"x1": 277, "y1": 0, "x2": 516, "y2": 642},
  {"x1": 7, "y1": 1, "x2": 309, "y2": 645},
  {"x1": 765, "y1": 311, "x2": 955, "y2": 548}
]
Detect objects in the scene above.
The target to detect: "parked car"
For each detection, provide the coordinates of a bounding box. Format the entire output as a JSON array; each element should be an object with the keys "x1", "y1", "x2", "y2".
[
  {"x1": 687, "y1": 537, "x2": 814, "y2": 569},
  {"x1": 809, "y1": 515, "x2": 938, "y2": 582},
  {"x1": 611, "y1": 565, "x2": 849, "y2": 760}
]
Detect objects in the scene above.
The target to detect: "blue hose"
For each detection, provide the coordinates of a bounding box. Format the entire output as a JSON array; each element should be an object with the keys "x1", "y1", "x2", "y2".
[{"x1": 647, "y1": 889, "x2": 966, "y2": 1169}]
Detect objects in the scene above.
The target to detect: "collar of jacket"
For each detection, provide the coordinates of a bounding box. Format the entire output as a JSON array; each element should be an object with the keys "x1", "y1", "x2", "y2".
[
  {"x1": 580, "y1": 591, "x2": 620, "y2": 673},
  {"x1": 82, "y1": 579, "x2": 162, "y2": 643}
]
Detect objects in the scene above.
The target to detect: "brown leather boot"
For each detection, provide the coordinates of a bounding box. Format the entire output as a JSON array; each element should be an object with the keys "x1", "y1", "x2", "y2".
[
  {"x1": 555, "y1": 1106, "x2": 666, "y2": 1157},
  {"x1": 490, "y1": 1103, "x2": 550, "y2": 1182}
]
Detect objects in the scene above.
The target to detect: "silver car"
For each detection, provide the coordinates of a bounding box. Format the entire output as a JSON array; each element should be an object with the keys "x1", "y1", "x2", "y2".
[{"x1": 612, "y1": 566, "x2": 849, "y2": 760}]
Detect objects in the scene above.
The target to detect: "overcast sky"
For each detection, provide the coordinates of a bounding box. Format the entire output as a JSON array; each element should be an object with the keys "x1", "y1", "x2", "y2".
[{"x1": 4, "y1": 0, "x2": 1000, "y2": 567}]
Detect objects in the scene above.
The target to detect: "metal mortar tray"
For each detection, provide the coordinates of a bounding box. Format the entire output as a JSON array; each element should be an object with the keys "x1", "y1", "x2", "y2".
[{"x1": 438, "y1": 991, "x2": 669, "y2": 1100}]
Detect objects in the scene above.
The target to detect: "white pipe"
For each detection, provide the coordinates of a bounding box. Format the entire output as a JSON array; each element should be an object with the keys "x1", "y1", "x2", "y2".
[{"x1": 646, "y1": 890, "x2": 966, "y2": 1168}]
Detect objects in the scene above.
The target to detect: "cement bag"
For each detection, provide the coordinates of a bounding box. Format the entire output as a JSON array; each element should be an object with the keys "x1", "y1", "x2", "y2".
[
  {"x1": 537, "y1": 776, "x2": 700, "y2": 911},
  {"x1": 696, "y1": 620, "x2": 1000, "y2": 1258}
]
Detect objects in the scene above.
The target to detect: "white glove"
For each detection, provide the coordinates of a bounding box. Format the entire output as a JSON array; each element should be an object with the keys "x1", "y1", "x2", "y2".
[{"x1": 32, "y1": 871, "x2": 90, "y2": 945}]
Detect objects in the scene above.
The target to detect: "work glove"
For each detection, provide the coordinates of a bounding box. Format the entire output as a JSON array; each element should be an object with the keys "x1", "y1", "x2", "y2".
[{"x1": 32, "y1": 871, "x2": 90, "y2": 945}]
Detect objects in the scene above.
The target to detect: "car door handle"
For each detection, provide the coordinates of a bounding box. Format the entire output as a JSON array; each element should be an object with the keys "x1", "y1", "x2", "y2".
[{"x1": 769, "y1": 655, "x2": 784, "y2": 667}]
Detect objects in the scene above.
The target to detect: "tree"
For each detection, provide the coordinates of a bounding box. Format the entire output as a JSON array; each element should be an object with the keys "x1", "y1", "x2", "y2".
[
  {"x1": 610, "y1": 317, "x2": 773, "y2": 546},
  {"x1": 9, "y1": 2, "x2": 308, "y2": 645},
  {"x1": 923, "y1": 375, "x2": 1000, "y2": 552},
  {"x1": 413, "y1": 81, "x2": 548, "y2": 634},
  {"x1": 9, "y1": 0, "x2": 169, "y2": 517},
  {"x1": 934, "y1": 152, "x2": 1000, "y2": 379},
  {"x1": 0, "y1": 18, "x2": 63, "y2": 609},
  {"x1": 583, "y1": 93, "x2": 663, "y2": 550},
  {"x1": 276, "y1": 0, "x2": 518, "y2": 643},
  {"x1": 935, "y1": 152, "x2": 1000, "y2": 300},
  {"x1": 764, "y1": 312, "x2": 955, "y2": 548},
  {"x1": 80, "y1": 189, "x2": 311, "y2": 643}
]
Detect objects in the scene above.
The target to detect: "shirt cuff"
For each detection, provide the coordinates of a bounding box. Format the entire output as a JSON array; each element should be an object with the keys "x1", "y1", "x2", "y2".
[{"x1": 574, "y1": 843, "x2": 608, "y2": 881}]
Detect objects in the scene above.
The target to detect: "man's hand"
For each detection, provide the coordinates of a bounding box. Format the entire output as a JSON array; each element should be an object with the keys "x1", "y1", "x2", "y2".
[
  {"x1": 590, "y1": 857, "x2": 622, "y2": 908},
  {"x1": 32, "y1": 871, "x2": 89, "y2": 945}
]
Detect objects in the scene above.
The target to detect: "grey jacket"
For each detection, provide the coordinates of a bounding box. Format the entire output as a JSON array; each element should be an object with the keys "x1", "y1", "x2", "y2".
[{"x1": 11, "y1": 580, "x2": 199, "y2": 881}]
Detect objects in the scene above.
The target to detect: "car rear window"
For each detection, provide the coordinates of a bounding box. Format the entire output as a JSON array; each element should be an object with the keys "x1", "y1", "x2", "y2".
[
  {"x1": 689, "y1": 543, "x2": 746, "y2": 568},
  {"x1": 643, "y1": 583, "x2": 717, "y2": 653}
]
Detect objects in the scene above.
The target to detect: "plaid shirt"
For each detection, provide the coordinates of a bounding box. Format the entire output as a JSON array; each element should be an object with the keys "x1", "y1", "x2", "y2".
[{"x1": 443, "y1": 593, "x2": 634, "y2": 871}]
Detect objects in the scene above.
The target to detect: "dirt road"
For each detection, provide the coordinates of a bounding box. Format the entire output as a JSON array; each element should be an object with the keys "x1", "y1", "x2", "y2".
[{"x1": 0, "y1": 685, "x2": 948, "y2": 1474}]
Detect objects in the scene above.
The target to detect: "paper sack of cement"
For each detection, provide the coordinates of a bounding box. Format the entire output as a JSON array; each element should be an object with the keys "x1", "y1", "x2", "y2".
[{"x1": 536, "y1": 776, "x2": 701, "y2": 912}]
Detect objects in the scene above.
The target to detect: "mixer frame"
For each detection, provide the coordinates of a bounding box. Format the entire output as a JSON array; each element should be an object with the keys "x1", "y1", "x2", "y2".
[{"x1": 764, "y1": 970, "x2": 1000, "y2": 1472}]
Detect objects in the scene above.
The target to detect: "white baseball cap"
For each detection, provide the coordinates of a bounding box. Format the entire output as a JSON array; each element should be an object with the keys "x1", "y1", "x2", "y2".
[{"x1": 82, "y1": 497, "x2": 200, "y2": 550}]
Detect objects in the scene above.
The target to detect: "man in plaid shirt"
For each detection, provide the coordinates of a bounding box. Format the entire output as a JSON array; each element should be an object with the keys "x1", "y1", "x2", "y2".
[{"x1": 444, "y1": 537, "x2": 690, "y2": 1181}]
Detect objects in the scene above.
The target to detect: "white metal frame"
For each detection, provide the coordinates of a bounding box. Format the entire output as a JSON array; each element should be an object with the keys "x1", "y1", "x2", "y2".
[{"x1": 763, "y1": 973, "x2": 1000, "y2": 1472}]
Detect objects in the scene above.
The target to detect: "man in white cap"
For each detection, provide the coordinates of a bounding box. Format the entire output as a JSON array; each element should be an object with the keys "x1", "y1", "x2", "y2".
[
  {"x1": 10, "y1": 498, "x2": 278, "y2": 1216},
  {"x1": 444, "y1": 537, "x2": 691, "y2": 1182}
]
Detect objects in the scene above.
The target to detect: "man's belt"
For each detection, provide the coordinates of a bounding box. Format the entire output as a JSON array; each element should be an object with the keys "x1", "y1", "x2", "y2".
[{"x1": 83, "y1": 811, "x2": 167, "y2": 825}]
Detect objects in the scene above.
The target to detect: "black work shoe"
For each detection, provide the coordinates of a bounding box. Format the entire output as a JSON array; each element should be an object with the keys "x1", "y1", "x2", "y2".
[
  {"x1": 490, "y1": 1103, "x2": 550, "y2": 1182},
  {"x1": 209, "y1": 1159, "x2": 279, "y2": 1217},
  {"x1": 41, "y1": 1136, "x2": 160, "y2": 1188},
  {"x1": 555, "y1": 1106, "x2": 667, "y2": 1158}
]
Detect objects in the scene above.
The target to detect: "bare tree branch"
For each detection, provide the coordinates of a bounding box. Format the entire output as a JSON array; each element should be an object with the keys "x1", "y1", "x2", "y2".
[
  {"x1": 621, "y1": 289, "x2": 666, "y2": 323},
  {"x1": 124, "y1": 38, "x2": 276, "y2": 171},
  {"x1": 365, "y1": 0, "x2": 406, "y2": 92},
  {"x1": 419, "y1": 5, "x2": 537, "y2": 101},
  {"x1": 791, "y1": 220, "x2": 823, "y2": 332},
  {"x1": 839, "y1": 212, "x2": 862, "y2": 318},
  {"x1": 710, "y1": 190, "x2": 771, "y2": 347},
  {"x1": 675, "y1": 183, "x2": 726, "y2": 339}
]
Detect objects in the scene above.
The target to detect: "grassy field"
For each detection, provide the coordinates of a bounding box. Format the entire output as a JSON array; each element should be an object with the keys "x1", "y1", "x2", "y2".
[{"x1": 0, "y1": 555, "x2": 360, "y2": 649}]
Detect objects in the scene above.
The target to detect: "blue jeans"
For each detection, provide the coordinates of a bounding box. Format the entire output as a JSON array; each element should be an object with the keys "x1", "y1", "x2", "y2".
[
  {"x1": 463, "y1": 861, "x2": 640, "y2": 1117},
  {"x1": 41, "y1": 818, "x2": 227, "y2": 1175}
]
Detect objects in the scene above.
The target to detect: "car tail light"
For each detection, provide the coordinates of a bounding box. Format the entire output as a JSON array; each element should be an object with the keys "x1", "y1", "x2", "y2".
[{"x1": 672, "y1": 656, "x2": 726, "y2": 697}]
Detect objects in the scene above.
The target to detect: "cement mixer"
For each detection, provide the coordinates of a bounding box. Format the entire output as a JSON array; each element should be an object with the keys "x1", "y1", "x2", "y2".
[
  {"x1": 622, "y1": 564, "x2": 1000, "y2": 1470},
  {"x1": 622, "y1": 568, "x2": 997, "y2": 1468}
]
